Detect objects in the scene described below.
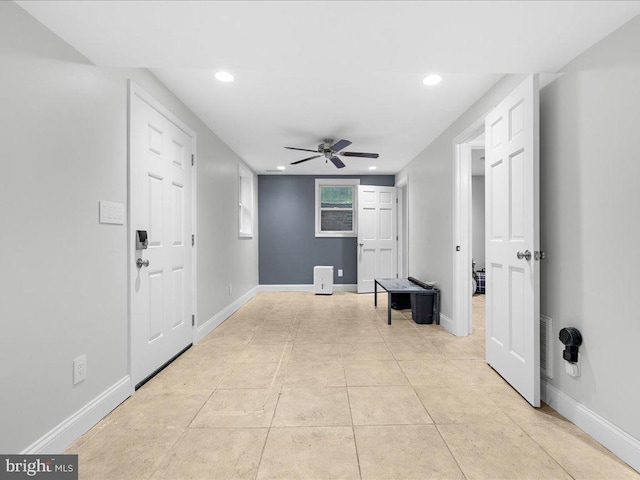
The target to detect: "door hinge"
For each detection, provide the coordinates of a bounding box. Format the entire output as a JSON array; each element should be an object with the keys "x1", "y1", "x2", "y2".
[
  {"x1": 534, "y1": 250, "x2": 546, "y2": 261},
  {"x1": 191, "y1": 314, "x2": 195, "y2": 327},
  {"x1": 191, "y1": 154, "x2": 195, "y2": 166},
  {"x1": 456, "y1": 245, "x2": 461, "y2": 252},
  {"x1": 396, "y1": 198, "x2": 398, "y2": 203},
  {"x1": 192, "y1": 234, "x2": 195, "y2": 246},
  {"x1": 396, "y1": 235, "x2": 398, "y2": 241}
]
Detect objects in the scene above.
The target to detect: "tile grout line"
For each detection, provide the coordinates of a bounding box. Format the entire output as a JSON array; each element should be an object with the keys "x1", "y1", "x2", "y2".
[
  {"x1": 344, "y1": 363, "x2": 364, "y2": 480},
  {"x1": 433, "y1": 423, "x2": 469, "y2": 480},
  {"x1": 252, "y1": 300, "x2": 287, "y2": 480},
  {"x1": 145, "y1": 427, "x2": 190, "y2": 480},
  {"x1": 253, "y1": 300, "x2": 297, "y2": 480},
  {"x1": 511, "y1": 419, "x2": 578, "y2": 480}
]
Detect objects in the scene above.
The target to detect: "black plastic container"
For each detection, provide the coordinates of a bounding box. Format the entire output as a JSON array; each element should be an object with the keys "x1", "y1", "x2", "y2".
[
  {"x1": 411, "y1": 289, "x2": 440, "y2": 325},
  {"x1": 390, "y1": 292, "x2": 412, "y2": 310}
]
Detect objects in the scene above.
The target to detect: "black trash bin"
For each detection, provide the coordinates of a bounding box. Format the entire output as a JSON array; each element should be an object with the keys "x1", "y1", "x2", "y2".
[
  {"x1": 390, "y1": 292, "x2": 411, "y2": 310},
  {"x1": 411, "y1": 288, "x2": 440, "y2": 325}
]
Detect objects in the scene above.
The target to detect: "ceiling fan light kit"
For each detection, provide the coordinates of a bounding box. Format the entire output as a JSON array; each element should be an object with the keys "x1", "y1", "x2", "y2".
[{"x1": 285, "y1": 138, "x2": 379, "y2": 169}]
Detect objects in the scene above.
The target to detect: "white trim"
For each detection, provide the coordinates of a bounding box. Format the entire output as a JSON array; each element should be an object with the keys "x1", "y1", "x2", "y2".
[
  {"x1": 259, "y1": 284, "x2": 358, "y2": 293},
  {"x1": 542, "y1": 381, "x2": 640, "y2": 473},
  {"x1": 439, "y1": 312, "x2": 455, "y2": 335},
  {"x1": 452, "y1": 116, "x2": 485, "y2": 337},
  {"x1": 395, "y1": 176, "x2": 409, "y2": 278},
  {"x1": 128, "y1": 81, "x2": 198, "y2": 389},
  {"x1": 196, "y1": 286, "x2": 260, "y2": 342},
  {"x1": 21, "y1": 376, "x2": 131, "y2": 454},
  {"x1": 238, "y1": 163, "x2": 254, "y2": 238},
  {"x1": 315, "y1": 178, "x2": 360, "y2": 237}
]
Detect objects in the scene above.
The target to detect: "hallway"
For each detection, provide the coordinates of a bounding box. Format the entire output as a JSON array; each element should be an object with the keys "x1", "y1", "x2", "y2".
[{"x1": 67, "y1": 292, "x2": 637, "y2": 479}]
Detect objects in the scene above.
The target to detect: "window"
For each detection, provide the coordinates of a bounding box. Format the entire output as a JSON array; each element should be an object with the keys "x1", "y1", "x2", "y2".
[
  {"x1": 315, "y1": 178, "x2": 359, "y2": 237},
  {"x1": 239, "y1": 164, "x2": 254, "y2": 237}
]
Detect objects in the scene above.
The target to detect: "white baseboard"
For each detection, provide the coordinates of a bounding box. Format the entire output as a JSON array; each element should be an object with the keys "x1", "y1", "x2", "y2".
[
  {"x1": 196, "y1": 285, "x2": 260, "y2": 342},
  {"x1": 22, "y1": 376, "x2": 131, "y2": 454},
  {"x1": 258, "y1": 284, "x2": 357, "y2": 293},
  {"x1": 542, "y1": 380, "x2": 640, "y2": 473},
  {"x1": 439, "y1": 312, "x2": 455, "y2": 334}
]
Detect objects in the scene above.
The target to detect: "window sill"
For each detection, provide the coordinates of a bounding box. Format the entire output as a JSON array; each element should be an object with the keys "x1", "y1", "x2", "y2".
[{"x1": 315, "y1": 232, "x2": 357, "y2": 238}]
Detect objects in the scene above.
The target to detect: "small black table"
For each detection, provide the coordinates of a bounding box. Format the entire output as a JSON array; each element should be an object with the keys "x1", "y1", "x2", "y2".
[{"x1": 374, "y1": 278, "x2": 432, "y2": 325}]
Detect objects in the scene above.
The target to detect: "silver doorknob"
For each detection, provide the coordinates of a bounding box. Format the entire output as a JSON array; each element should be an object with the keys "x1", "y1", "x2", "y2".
[
  {"x1": 136, "y1": 258, "x2": 150, "y2": 268},
  {"x1": 516, "y1": 250, "x2": 532, "y2": 261}
]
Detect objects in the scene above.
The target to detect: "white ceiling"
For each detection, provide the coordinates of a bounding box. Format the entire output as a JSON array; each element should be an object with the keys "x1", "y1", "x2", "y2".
[{"x1": 18, "y1": 1, "x2": 640, "y2": 175}]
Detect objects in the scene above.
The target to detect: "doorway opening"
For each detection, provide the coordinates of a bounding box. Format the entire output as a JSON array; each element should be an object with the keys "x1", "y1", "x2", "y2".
[
  {"x1": 469, "y1": 138, "x2": 486, "y2": 341},
  {"x1": 452, "y1": 117, "x2": 485, "y2": 337}
]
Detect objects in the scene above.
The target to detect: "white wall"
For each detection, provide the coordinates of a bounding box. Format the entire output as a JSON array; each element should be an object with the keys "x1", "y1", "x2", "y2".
[
  {"x1": 539, "y1": 15, "x2": 640, "y2": 440},
  {"x1": 471, "y1": 176, "x2": 485, "y2": 270},
  {"x1": 0, "y1": 2, "x2": 258, "y2": 453},
  {"x1": 398, "y1": 12, "x2": 640, "y2": 448},
  {"x1": 396, "y1": 73, "x2": 526, "y2": 317}
]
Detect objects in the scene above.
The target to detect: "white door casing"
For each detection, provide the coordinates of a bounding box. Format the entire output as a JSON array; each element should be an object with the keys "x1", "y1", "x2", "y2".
[
  {"x1": 129, "y1": 83, "x2": 196, "y2": 386},
  {"x1": 485, "y1": 75, "x2": 540, "y2": 407},
  {"x1": 452, "y1": 117, "x2": 485, "y2": 337},
  {"x1": 357, "y1": 185, "x2": 397, "y2": 293},
  {"x1": 396, "y1": 177, "x2": 409, "y2": 278}
]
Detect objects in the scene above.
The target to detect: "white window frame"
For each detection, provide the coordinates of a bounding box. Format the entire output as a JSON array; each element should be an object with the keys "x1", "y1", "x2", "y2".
[
  {"x1": 315, "y1": 178, "x2": 360, "y2": 237},
  {"x1": 239, "y1": 164, "x2": 254, "y2": 238}
]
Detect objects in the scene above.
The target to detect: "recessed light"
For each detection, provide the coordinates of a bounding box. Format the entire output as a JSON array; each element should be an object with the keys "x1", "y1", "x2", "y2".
[
  {"x1": 277, "y1": 165, "x2": 286, "y2": 171},
  {"x1": 215, "y1": 71, "x2": 235, "y2": 82},
  {"x1": 368, "y1": 166, "x2": 377, "y2": 170},
  {"x1": 423, "y1": 74, "x2": 442, "y2": 86}
]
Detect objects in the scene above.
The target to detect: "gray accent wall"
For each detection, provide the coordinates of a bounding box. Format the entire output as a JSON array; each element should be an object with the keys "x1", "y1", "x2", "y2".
[
  {"x1": 259, "y1": 175, "x2": 395, "y2": 285},
  {"x1": 398, "y1": 14, "x2": 640, "y2": 448}
]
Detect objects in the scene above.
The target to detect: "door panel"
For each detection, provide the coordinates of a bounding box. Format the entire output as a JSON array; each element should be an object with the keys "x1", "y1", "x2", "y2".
[
  {"x1": 485, "y1": 74, "x2": 540, "y2": 407},
  {"x1": 357, "y1": 186, "x2": 397, "y2": 293},
  {"x1": 131, "y1": 88, "x2": 194, "y2": 386}
]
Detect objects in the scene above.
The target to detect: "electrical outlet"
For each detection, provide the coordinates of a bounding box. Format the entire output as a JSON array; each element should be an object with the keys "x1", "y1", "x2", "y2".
[
  {"x1": 73, "y1": 355, "x2": 87, "y2": 385},
  {"x1": 228, "y1": 283, "x2": 232, "y2": 296},
  {"x1": 338, "y1": 269, "x2": 343, "y2": 277}
]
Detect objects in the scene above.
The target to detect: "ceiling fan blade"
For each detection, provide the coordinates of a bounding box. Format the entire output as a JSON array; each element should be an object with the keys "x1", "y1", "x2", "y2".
[
  {"x1": 285, "y1": 146, "x2": 319, "y2": 153},
  {"x1": 330, "y1": 156, "x2": 346, "y2": 169},
  {"x1": 291, "y1": 155, "x2": 322, "y2": 165},
  {"x1": 341, "y1": 151, "x2": 380, "y2": 159},
  {"x1": 330, "y1": 139, "x2": 352, "y2": 152}
]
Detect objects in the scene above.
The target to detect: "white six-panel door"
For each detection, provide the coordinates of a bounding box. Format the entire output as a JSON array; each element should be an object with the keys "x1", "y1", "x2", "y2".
[
  {"x1": 357, "y1": 186, "x2": 397, "y2": 293},
  {"x1": 130, "y1": 85, "x2": 194, "y2": 386},
  {"x1": 485, "y1": 75, "x2": 540, "y2": 406}
]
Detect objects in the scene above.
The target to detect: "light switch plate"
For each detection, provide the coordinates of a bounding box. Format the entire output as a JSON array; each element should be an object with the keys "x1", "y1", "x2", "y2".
[
  {"x1": 99, "y1": 201, "x2": 125, "y2": 225},
  {"x1": 73, "y1": 354, "x2": 87, "y2": 385},
  {"x1": 338, "y1": 269, "x2": 343, "y2": 277}
]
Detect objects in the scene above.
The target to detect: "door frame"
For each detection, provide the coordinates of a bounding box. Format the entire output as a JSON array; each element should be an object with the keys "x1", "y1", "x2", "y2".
[
  {"x1": 452, "y1": 116, "x2": 485, "y2": 337},
  {"x1": 127, "y1": 81, "x2": 198, "y2": 394},
  {"x1": 395, "y1": 177, "x2": 409, "y2": 278}
]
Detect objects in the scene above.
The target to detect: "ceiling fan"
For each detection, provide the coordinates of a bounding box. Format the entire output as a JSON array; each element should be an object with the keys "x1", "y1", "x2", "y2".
[{"x1": 285, "y1": 138, "x2": 379, "y2": 169}]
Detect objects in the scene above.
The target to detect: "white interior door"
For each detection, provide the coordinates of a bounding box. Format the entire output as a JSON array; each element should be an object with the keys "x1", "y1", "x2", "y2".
[
  {"x1": 485, "y1": 75, "x2": 540, "y2": 406},
  {"x1": 130, "y1": 85, "x2": 195, "y2": 386},
  {"x1": 357, "y1": 186, "x2": 397, "y2": 293}
]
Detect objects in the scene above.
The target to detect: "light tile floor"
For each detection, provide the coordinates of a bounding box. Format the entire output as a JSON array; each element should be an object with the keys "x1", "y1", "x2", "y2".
[{"x1": 68, "y1": 292, "x2": 639, "y2": 480}]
